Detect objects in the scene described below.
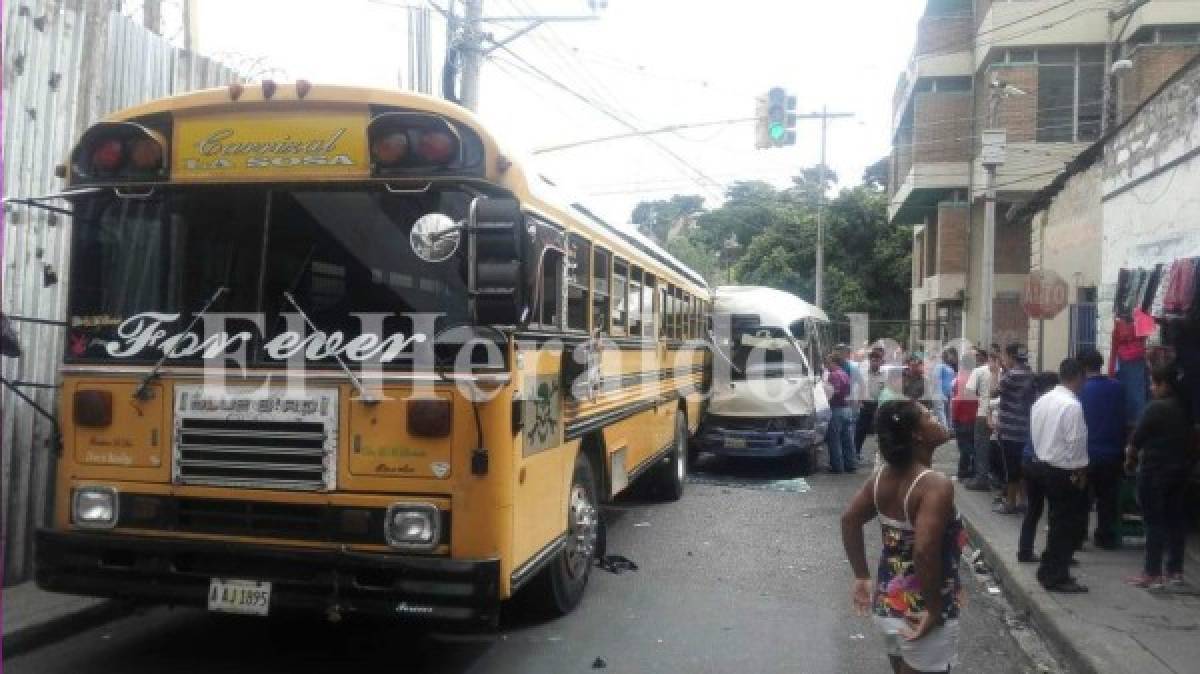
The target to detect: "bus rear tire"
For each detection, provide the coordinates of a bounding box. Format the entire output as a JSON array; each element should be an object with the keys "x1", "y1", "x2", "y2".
[
  {"x1": 532, "y1": 452, "x2": 598, "y2": 616},
  {"x1": 651, "y1": 410, "x2": 687, "y2": 502}
]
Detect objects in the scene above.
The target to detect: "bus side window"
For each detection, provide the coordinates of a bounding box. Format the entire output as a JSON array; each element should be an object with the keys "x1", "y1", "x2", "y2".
[
  {"x1": 539, "y1": 249, "x2": 564, "y2": 329},
  {"x1": 659, "y1": 286, "x2": 669, "y2": 339},
  {"x1": 611, "y1": 258, "x2": 628, "y2": 336},
  {"x1": 567, "y1": 235, "x2": 590, "y2": 332},
  {"x1": 665, "y1": 284, "x2": 676, "y2": 339},
  {"x1": 643, "y1": 273, "x2": 656, "y2": 337},
  {"x1": 684, "y1": 294, "x2": 693, "y2": 339},
  {"x1": 592, "y1": 248, "x2": 611, "y2": 335},
  {"x1": 673, "y1": 286, "x2": 683, "y2": 339},
  {"x1": 628, "y1": 266, "x2": 643, "y2": 336}
]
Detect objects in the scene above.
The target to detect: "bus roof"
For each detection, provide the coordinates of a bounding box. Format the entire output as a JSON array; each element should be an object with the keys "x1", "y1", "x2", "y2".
[
  {"x1": 714, "y1": 286, "x2": 828, "y2": 326},
  {"x1": 94, "y1": 82, "x2": 709, "y2": 296}
]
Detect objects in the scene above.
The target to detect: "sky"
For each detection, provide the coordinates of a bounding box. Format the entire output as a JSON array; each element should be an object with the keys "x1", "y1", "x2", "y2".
[{"x1": 195, "y1": 0, "x2": 925, "y2": 225}]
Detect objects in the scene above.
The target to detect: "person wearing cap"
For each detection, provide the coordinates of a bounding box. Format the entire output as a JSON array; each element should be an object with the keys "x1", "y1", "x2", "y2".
[{"x1": 992, "y1": 343, "x2": 1034, "y2": 514}]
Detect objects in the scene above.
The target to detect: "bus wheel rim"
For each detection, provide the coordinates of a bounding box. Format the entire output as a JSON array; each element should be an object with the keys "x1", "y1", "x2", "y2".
[{"x1": 566, "y1": 483, "x2": 597, "y2": 579}]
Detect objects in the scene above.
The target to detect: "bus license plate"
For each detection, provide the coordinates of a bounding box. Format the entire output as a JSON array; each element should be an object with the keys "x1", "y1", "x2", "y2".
[
  {"x1": 208, "y1": 579, "x2": 271, "y2": 616},
  {"x1": 725, "y1": 437, "x2": 747, "y2": 449}
]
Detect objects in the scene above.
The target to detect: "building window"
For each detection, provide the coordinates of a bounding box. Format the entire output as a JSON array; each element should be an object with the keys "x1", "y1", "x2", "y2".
[{"x1": 1031, "y1": 46, "x2": 1104, "y2": 143}]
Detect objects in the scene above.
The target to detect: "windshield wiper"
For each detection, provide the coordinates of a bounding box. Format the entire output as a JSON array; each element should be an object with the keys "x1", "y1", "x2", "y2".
[
  {"x1": 282, "y1": 291, "x2": 377, "y2": 404},
  {"x1": 134, "y1": 285, "x2": 227, "y2": 400}
]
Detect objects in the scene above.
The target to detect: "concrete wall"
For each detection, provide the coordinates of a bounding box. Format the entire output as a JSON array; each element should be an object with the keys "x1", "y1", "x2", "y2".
[
  {"x1": 975, "y1": 0, "x2": 1108, "y2": 66},
  {"x1": 1100, "y1": 58, "x2": 1200, "y2": 355},
  {"x1": 1028, "y1": 163, "x2": 1103, "y2": 369}
]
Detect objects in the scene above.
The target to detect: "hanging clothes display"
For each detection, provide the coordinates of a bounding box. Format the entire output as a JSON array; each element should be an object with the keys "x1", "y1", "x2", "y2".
[
  {"x1": 1115, "y1": 268, "x2": 1135, "y2": 320},
  {"x1": 1162, "y1": 258, "x2": 1196, "y2": 315},
  {"x1": 1140, "y1": 264, "x2": 1164, "y2": 313},
  {"x1": 1109, "y1": 316, "x2": 1149, "y2": 425}
]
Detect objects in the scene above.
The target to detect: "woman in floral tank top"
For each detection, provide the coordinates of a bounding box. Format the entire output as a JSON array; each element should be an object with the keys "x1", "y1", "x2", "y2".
[{"x1": 842, "y1": 399, "x2": 966, "y2": 673}]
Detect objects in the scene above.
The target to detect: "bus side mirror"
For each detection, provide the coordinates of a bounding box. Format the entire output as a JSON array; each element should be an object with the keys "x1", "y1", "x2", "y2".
[
  {"x1": 468, "y1": 197, "x2": 526, "y2": 326},
  {"x1": 1, "y1": 313, "x2": 21, "y2": 359}
]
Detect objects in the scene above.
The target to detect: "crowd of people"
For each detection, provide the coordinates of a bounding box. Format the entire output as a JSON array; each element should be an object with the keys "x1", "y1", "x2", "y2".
[{"x1": 837, "y1": 338, "x2": 1196, "y2": 672}]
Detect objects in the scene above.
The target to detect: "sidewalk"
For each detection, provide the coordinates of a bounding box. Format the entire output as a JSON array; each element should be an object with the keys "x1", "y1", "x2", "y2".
[
  {"x1": 2, "y1": 581, "x2": 128, "y2": 658},
  {"x1": 956, "y1": 481, "x2": 1200, "y2": 674}
]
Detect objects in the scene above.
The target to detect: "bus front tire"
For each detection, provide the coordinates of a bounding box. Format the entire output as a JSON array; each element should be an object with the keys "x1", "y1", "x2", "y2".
[{"x1": 534, "y1": 452, "x2": 599, "y2": 616}]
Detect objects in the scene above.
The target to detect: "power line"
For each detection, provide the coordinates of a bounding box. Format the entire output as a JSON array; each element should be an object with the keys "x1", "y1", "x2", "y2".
[{"x1": 489, "y1": 44, "x2": 727, "y2": 200}]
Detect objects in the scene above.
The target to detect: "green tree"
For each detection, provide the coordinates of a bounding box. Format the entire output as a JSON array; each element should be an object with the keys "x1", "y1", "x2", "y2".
[
  {"x1": 630, "y1": 194, "x2": 705, "y2": 244},
  {"x1": 627, "y1": 164, "x2": 911, "y2": 324}
]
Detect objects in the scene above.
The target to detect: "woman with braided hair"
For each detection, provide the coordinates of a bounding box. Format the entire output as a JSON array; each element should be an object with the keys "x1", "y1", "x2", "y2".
[{"x1": 842, "y1": 399, "x2": 966, "y2": 673}]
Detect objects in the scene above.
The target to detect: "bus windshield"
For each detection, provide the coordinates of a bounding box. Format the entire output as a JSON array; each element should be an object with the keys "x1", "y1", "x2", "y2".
[{"x1": 67, "y1": 185, "x2": 473, "y2": 366}]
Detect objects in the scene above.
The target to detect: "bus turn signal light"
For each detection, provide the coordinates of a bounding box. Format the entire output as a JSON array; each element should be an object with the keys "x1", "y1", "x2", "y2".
[
  {"x1": 74, "y1": 390, "x2": 113, "y2": 427},
  {"x1": 408, "y1": 399, "x2": 452, "y2": 438}
]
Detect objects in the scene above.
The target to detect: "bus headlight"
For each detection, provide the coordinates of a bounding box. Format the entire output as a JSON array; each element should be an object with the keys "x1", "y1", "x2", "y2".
[
  {"x1": 73, "y1": 486, "x2": 118, "y2": 529},
  {"x1": 384, "y1": 503, "x2": 439, "y2": 549}
]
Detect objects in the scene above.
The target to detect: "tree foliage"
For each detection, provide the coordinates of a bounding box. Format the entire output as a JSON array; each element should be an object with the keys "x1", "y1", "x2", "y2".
[{"x1": 629, "y1": 157, "x2": 911, "y2": 323}]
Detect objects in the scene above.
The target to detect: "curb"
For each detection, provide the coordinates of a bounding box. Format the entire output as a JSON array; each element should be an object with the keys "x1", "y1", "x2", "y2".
[
  {"x1": 959, "y1": 504, "x2": 1099, "y2": 674},
  {"x1": 3, "y1": 599, "x2": 133, "y2": 658}
]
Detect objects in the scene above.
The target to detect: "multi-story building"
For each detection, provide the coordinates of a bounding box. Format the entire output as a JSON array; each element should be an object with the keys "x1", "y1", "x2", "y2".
[{"x1": 889, "y1": 0, "x2": 1200, "y2": 352}]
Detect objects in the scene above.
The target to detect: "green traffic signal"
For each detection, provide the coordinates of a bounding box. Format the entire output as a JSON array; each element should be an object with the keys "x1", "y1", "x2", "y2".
[{"x1": 768, "y1": 123, "x2": 786, "y2": 141}]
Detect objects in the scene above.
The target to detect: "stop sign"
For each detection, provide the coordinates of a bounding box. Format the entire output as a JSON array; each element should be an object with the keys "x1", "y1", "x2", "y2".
[{"x1": 1022, "y1": 270, "x2": 1069, "y2": 320}]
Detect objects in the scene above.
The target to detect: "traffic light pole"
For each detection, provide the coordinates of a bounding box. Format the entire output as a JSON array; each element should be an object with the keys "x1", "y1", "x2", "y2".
[{"x1": 794, "y1": 107, "x2": 854, "y2": 310}]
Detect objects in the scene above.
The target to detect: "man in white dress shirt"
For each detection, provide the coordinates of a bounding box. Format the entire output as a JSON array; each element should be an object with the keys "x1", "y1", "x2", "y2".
[{"x1": 1028, "y1": 358, "x2": 1090, "y2": 593}]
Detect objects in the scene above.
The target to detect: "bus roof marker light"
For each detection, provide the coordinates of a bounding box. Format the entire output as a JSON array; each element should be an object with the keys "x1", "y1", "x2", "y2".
[
  {"x1": 296, "y1": 79, "x2": 312, "y2": 99},
  {"x1": 261, "y1": 80, "x2": 277, "y2": 99},
  {"x1": 371, "y1": 131, "x2": 409, "y2": 165},
  {"x1": 228, "y1": 83, "x2": 244, "y2": 101},
  {"x1": 91, "y1": 139, "x2": 124, "y2": 173},
  {"x1": 416, "y1": 130, "x2": 456, "y2": 164},
  {"x1": 129, "y1": 138, "x2": 163, "y2": 171}
]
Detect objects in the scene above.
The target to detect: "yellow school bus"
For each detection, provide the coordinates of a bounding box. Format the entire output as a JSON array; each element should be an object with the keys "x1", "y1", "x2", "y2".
[{"x1": 35, "y1": 82, "x2": 711, "y2": 627}]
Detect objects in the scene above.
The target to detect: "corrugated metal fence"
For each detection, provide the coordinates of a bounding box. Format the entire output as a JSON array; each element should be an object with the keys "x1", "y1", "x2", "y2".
[{"x1": 2, "y1": 0, "x2": 238, "y2": 585}]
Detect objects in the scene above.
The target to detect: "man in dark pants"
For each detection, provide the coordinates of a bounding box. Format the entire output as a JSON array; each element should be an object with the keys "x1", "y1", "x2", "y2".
[
  {"x1": 1018, "y1": 371, "x2": 1059, "y2": 563},
  {"x1": 1077, "y1": 348, "x2": 1126, "y2": 549},
  {"x1": 855, "y1": 348, "x2": 885, "y2": 457},
  {"x1": 1029, "y1": 358, "x2": 1090, "y2": 593}
]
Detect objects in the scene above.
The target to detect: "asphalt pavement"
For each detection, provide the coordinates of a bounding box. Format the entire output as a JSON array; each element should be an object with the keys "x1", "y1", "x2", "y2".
[{"x1": 4, "y1": 444, "x2": 1050, "y2": 674}]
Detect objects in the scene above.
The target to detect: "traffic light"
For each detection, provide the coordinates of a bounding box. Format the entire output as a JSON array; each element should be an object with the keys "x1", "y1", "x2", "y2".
[{"x1": 757, "y1": 87, "x2": 797, "y2": 148}]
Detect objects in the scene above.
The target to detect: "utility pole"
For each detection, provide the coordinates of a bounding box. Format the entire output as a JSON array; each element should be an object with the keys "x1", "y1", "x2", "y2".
[
  {"x1": 434, "y1": 0, "x2": 602, "y2": 111},
  {"x1": 980, "y1": 80, "x2": 1021, "y2": 347},
  {"x1": 459, "y1": 0, "x2": 485, "y2": 111},
  {"x1": 803, "y1": 106, "x2": 854, "y2": 310},
  {"x1": 1101, "y1": 0, "x2": 1151, "y2": 132}
]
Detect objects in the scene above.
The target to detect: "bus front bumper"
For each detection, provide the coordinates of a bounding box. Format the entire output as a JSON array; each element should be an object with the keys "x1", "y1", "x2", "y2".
[{"x1": 35, "y1": 529, "x2": 500, "y2": 628}]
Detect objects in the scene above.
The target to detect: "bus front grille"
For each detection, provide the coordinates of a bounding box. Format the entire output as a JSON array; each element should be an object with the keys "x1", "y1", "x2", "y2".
[{"x1": 175, "y1": 419, "x2": 333, "y2": 491}]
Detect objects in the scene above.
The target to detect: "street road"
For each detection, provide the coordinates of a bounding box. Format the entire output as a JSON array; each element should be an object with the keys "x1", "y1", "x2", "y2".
[{"x1": 6, "y1": 445, "x2": 1041, "y2": 674}]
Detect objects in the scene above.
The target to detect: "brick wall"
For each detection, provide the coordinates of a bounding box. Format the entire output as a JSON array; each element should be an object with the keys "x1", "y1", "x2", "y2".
[
  {"x1": 994, "y1": 296, "x2": 1029, "y2": 351},
  {"x1": 916, "y1": 14, "x2": 973, "y2": 57},
  {"x1": 995, "y1": 217, "x2": 1031, "y2": 274},
  {"x1": 926, "y1": 217, "x2": 940, "y2": 276},
  {"x1": 914, "y1": 92, "x2": 972, "y2": 163},
  {"x1": 1120, "y1": 46, "x2": 1200, "y2": 122},
  {"x1": 936, "y1": 203, "x2": 968, "y2": 274},
  {"x1": 976, "y1": 65, "x2": 1038, "y2": 142}
]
